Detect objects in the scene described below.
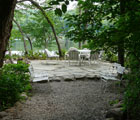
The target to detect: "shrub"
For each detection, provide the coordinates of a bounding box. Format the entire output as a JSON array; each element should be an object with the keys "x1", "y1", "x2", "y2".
[
  {"x1": 0, "y1": 61, "x2": 31, "y2": 111},
  {"x1": 61, "y1": 49, "x2": 66, "y2": 58},
  {"x1": 123, "y1": 55, "x2": 140, "y2": 120},
  {"x1": 27, "y1": 50, "x2": 46, "y2": 60},
  {"x1": 103, "y1": 51, "x2": 118, "y2": 62}
]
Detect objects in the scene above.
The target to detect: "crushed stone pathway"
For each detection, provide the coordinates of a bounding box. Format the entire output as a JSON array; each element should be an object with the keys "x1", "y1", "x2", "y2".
[{"x1": 2, "y1": 81, "x2": 122, "y2": 120}]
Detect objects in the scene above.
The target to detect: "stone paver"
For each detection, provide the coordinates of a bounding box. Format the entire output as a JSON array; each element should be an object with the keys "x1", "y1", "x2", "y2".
[{"x1": 31, "y1": 60, "x2": 118, "y2": 82}]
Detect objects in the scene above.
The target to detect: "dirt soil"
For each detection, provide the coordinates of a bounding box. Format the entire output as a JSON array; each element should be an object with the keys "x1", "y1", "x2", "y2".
[{"x1": 2, "y1": 80, "x2": 122, "y2": 120}]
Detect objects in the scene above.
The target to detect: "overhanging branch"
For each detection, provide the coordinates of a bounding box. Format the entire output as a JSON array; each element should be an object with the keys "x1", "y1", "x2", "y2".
[{"x1": 16, "y1": 0, "x2": 62, "y2": 57}]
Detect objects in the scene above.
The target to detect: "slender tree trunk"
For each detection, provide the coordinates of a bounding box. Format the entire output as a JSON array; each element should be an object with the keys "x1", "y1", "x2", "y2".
[
  {"x1": 31, "y1": 0, "x2": 62, "y2": 57},
  {"x1": 62, "y1": 26, "x2": 69, "y2": 50},
  {"x1": 44, "y1": 39, "x2": 48, "y2": 48},
  {"x1": 82, "y1": 40, "x2": 86, "y2": 47},
  {"x1": 13, "y1": 19, "x2": 28, "y2": 55},
  {"x1": 78, "y1": 6, "x2": 82, "y2": 49},
  {"x1": 8, "y1": 41, "x2": 14, "y2": 63},
  {"x1": 79, "y1": 42, "x2": 81, "y2": 49},
  {"x1": 14, "y1": 19, "x2": 33, "y2": 51},
  {"x1": 26, "y1": 34, "x2": 33, "y2": 51},
  {"x1": 18, "y1": 0, "x2": 62, "y2": 57},
  {"x1": 30, "y1": 0, "x2": 63, "y2": 58},
  {"x1": 118, "y1": 44, "x2": 124, "y2": 66},
  {"x1": 65, "y1": 39, "x2": 69, "y2": 50},
  {"x1": 118, "y1": 0, "x2": 126, "y2": 66},
  {"x1": 0, "y1": 0, "x2": 17, "y2": 68},
  {"x1": 43, "y1": 29, "x2": 47, "y2": 49}
]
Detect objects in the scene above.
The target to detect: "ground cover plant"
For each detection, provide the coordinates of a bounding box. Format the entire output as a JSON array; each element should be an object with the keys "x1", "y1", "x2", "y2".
[{"x1": 0, "y1": 61, "x2": 31, "y2": 111}]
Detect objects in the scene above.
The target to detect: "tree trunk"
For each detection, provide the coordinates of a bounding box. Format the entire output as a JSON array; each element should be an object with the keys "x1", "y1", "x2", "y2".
[
  {"x1": 118, "y1": 0, "x2": 126, "y2": 66},
  {"x1": 44, "y1": 39, "x2": 48, "y2": 48},
  {"x1": 79, "y1": 42, "x2": 82, "y2": 49},
  {"x1": 82, "y1": 40, "x2": 86, "y2": 47},
  {"x1": 18, "y1": 0, "x2": 63, "y2": 58},
  {"x1": 43, "y1": 29, "x2": 48, "y2": 49},
  {"x1": 13, "y1": 19, "x2": 28, "y2": 55},
  {"x1": 0, "y1": 0, "x2": 17, "y2": 68},
  {"x1": 65, "y1": 39, "x2": 69, "y2": 50},
  {"x1": 26, "y1": 35, "x2": 33, "y2": 51},
  {"x1": 31, "y1": 0, "x2": 62, "y2": 57},
  {"x1": 8, "y1": 41, "x2": 14, "y2": 63},
  {"x1": 118, "y1": 44, "x2": 124, "y2": 66},
  {"x1": 14, "y1": 18, "x2": 33, "y2": 51}
]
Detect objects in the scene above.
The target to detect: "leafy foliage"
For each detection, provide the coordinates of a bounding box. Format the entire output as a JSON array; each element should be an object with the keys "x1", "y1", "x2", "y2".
[
  {"x1": 8, "y1": 0, "x2": 140, "y2": 119},
  {"x1": 58, "y1": 1, "x2": 140, "y2": 119},
  {"x1": 0, "y1": 61, "x2": 31, "y2": 111},
  {"x1": 27, "y1": 50, "x2": 46, "y2": 60},
  {"x1": 49, "y1": 0, "x2": 73, "y2": 16}
]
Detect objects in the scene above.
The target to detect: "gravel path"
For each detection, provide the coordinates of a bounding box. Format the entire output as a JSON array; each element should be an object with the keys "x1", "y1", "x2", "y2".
[{"x1": 3, "y1": 80, "x2": 122, "y2": 120}]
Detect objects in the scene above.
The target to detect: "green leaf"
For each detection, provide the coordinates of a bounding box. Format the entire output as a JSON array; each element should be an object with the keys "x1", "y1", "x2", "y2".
[
  {"x1": 62, "y1": 4, "x2": 67, "y2": 13},
  {"x1": 55, "y1": 8, "x2": 62, "y2": 16},
  {"x1": 65, "y1": 0, "x2": 69, "y2": 5}
]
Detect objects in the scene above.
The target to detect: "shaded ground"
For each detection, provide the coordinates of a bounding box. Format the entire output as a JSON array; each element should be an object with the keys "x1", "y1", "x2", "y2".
[{"x1": 3, "y1": 80, "x2": 122, "y2": 120}]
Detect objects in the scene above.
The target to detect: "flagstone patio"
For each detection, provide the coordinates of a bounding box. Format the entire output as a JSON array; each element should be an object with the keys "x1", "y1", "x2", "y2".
[{"x1": 30, "y1": 60, "x2": 118, "y2": 82}]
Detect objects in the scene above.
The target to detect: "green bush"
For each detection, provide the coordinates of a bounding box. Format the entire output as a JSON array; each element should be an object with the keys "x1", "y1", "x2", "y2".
[
  {"x1": 123, "y1": 55, "x2": 140, "y2": 120},
  {"x1": 61, "y1": 49, "x2": 66, "y2": 58},
  {"x1": 4, "y1": 50, "x2": 46, "y2": 60},
  {"x1": 103, "y1": 51, "x2": 118, "y2": 62},
  {"x1": 109, "y1": 99, "x2": 119, "y2": 106},
  {"x1": 5, "y1": 54, "x2": 22, "y2": 60},
  {"x1": 123, "y1": 72, "x2": 140, "y2": 120},
  {"x1": 0, "y1": 61, "x2": 31, "y2": 111},
  {"x1": 27, "y1": 50, "x2": 46, "y2": 60}
]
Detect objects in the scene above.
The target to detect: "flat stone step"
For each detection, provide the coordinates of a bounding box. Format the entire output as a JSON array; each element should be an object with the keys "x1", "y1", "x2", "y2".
[{"x1": 30, "y1": 60, "x2": 119, "y2": 83}]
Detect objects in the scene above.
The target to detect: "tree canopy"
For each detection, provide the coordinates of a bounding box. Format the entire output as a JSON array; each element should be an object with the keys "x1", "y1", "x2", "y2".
[{"x1": 1, "y1": 0, "x2": 140, "y2": 119}]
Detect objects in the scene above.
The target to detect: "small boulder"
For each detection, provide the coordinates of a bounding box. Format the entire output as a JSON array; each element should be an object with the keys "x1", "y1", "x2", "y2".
[
  {"x1": 15, "y1": 101, "x2": 22, "y2": 107},
  {"x1": 113, "y1": 101, "x2": 123, "y2": 108},
  {"x1": 106, "y1": 107, "x2": 123, "y2": 120},
  {"x1": 21, "y1": 92, "x2": 28, "y2": 100},
  {"x1": 0, "y1": 111, "x2": 7, "y2": 118},
  {"x1": 5, "y1": 107, "x2": 15, "y2": 113}
]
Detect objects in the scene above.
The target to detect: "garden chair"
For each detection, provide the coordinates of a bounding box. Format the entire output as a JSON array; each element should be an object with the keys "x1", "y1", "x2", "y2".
[
  {"x1": 44, "y1": 49, "x2": 59, "y2": 60},
  {"x1": 101, "y1": 63, "x2": 125, "y2": 93},
  {"x1": 90, "y1": 52, "x2": 99, "y2": 63},
  {"x1": 67, "y1": 50, "x2": 81, "y2": 66},
  {"x1": 79, "y1": 48, "x2": 91, "y2": 65},
  {"x1": 29, "y1": 64, "x2": 49, "y2": 82},
  {"x1": 99, "y1": 50, "x2": 104, "y2": 60}
]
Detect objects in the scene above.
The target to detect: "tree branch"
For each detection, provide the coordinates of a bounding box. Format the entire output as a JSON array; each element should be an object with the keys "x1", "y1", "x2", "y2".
[
  {"x1": 17, "y1": 0, "x2": 28, "y2": 3},
  {"x1": 16, "y1": 0, "x2": 62, "y2": 57},
  {"x1": 13, "y1": 19, "x2": 28, "y2": 55}
]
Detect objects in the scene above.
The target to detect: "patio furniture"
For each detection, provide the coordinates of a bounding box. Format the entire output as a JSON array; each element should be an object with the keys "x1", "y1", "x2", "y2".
[
  {"x1": 78, "y1": 48, "x2": 91, "y2": 65},
  {"x1": 44, "y1": 49, "x2": 59, "y2": 60},
  {"x1": 29, "y1": 64, "x2": 48, "y2": 82},
  {"x1": 101, "y1": 63, "x2": 125, "y2": 93},
  {"x1": 90, "y1": 52, "x2": 99, "y2": 63},
  {"x1": 67, "y1": 48, "x2": 81, "y2": 66},
  {"x1": 99, "y1": 50, "x2": 104, "y2": 60},
  {"x1": 5, "y1": 50, "x2": 23, "y2": 56},
  {"x1": 66, "y1": 47, "x2": 91, "y2": 65},
  {"x1": 115, "y1": 64, "x2": 125, "y2": 80}
]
